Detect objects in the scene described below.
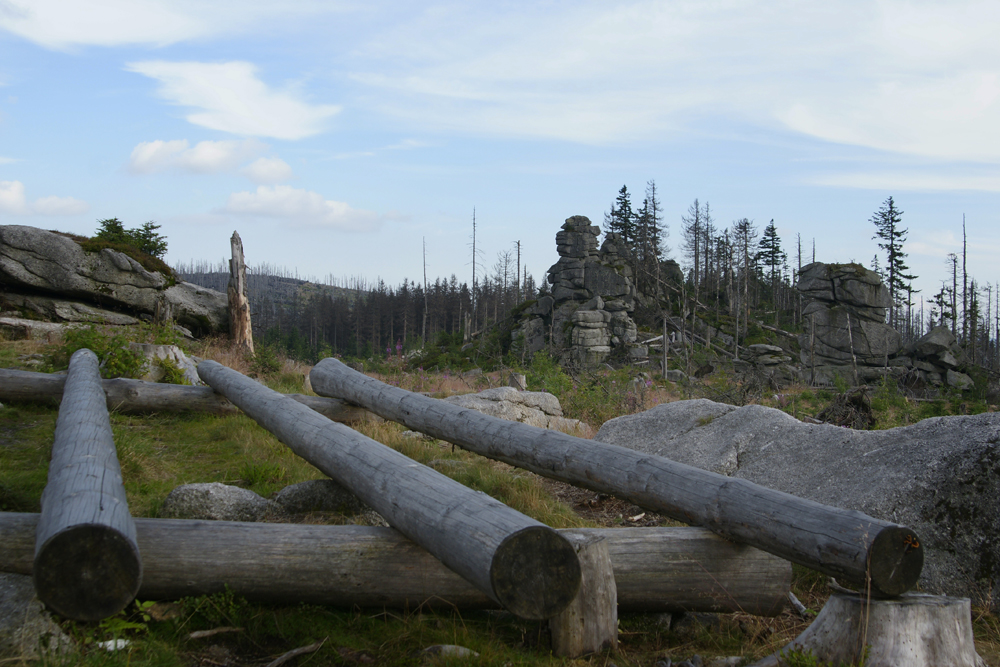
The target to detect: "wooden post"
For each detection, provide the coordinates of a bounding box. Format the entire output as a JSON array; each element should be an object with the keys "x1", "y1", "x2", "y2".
[
  {"x1": 549, "y1": 532, "x2": 617, "y2": 657},
  {"x1": 0, "y1": 368, "x2": 375, "y2": 423},
  {"x1": 33, "y1": 349, "x2": 142, "y2": 621},
  {"x1": 310, "y1": 358, "x2": 924, "y2": 596},
  {"x1": 0, "y1": 514, "x2": 791, "y2": 616},
  {"x1": 228, "y1": 231, "x2": 254, "y2": 356},
  {"x1": 752, "y1": 593, "x2": 985, "y2": 667},
  {"x1": 197, "y1": 360, "x2": 580, "y2": 620},
  {"x1": 662, "y1": 315, "x2": 668, "y2": 377}
]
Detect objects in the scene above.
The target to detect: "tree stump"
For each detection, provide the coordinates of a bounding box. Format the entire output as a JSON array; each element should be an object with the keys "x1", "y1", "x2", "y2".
[
  {"x1": 752, "y1": 592, "x2": 985, "y2": 667},
  {"x1": 549, "y1": 531, "x2": 617, "y2": 657},
  {"x1": 228, "y1": 231, "x2": 254, "y2": 356}
]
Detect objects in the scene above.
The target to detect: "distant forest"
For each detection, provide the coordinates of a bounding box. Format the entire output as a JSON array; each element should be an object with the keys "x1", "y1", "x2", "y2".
[{"x1": 177, "y1": 187, "x2": 1000, "y2": 375}]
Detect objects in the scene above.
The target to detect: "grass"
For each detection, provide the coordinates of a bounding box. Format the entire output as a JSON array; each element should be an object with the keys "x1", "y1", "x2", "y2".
[{"x1": 3, "y1": 337, "x2": 1000, "y2": 666}]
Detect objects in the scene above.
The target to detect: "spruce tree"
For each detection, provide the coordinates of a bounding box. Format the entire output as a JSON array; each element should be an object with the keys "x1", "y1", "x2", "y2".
[{"x1": 870, "y1": 196, "x2": 915, "y2": 328}]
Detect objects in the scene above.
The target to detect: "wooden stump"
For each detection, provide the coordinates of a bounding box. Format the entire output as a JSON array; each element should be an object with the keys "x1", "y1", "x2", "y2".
[
  {"x1": 549, "y1": 531, "x2": 617, "y2": 657},
  {"x1": 752, "y1": 593, "x2": 985, "y2": 667},
  {"x1": 228, "y1": 231, "x2": 254, "y2": 356},
  {"x1": 33, "y1": 349, "x2": 141, "y2": 621}
]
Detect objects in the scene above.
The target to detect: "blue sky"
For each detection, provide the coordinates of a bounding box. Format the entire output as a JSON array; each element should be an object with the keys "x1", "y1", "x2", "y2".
[{"x1": 2, "y1": 1, "x2": 999, "y2": 308}]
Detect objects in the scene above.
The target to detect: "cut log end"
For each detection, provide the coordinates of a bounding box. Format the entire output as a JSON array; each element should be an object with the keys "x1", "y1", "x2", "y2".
[
  {"x1": 34, "y1": 525, "x2": 142, "y2": 621},
  {"x1": 490, "y1": 526, "x2": 581, "y2": 620},
  {"x1": 869, "y1": 525, "x2": 924, "y2": 596}
]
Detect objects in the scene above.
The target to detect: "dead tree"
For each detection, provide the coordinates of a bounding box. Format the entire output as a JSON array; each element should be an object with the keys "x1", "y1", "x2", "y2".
[
  {"x1": 197, "y1": 360, "x2": 580, "y2": 620},
  {"x1": 310, "y1": 358, "x2": 923, "y2": 596},
  {"x1": 228, "y1": 231, "x2": 254, "y2": 356},
  {"x1": 33, "y1": 349, "x2": 142, "y2": 621}
]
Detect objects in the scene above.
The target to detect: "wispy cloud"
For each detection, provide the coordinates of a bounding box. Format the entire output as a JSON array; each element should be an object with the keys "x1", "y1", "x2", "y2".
[
  {"x1": 809, "y1": 171, "x2": 1000, "y2": 192},
  {"x1": 222, "y1": 185, "x2": 381, "y2": 231},
  {"x1": 0, "y1": 180, "x2": 88, "y2": 215},
  {"x1": 128, "y1": 139, "x2": 265, "y2": 174},
  {"x1": 126, "y1": 61, "x2": 340, "y2": 140},
  {"x1": 0, "y1": 157, "x2": 17, "y2": 164}
]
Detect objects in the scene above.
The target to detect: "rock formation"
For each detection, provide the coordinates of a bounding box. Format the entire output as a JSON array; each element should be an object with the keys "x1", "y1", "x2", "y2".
[
  {"x1": 0, "y1": 225, "x2": 228, "y2": 334},
  {"x1": 514, "y1": 216, "x2": 640, "y2": 365},
  {"x1": 796, "y1": 262, "x2": 973, "y2": 390},
  {"x1": 595, "y1": 399, "x2": 1000, "y2": 606},
  {"x1": 442, "y1": 386, "x2": 589, "y2": 436}
]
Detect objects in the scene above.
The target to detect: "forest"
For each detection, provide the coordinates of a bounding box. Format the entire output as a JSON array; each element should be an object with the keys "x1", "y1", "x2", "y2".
[{"x1": 177, "y1": 185, "x2": 1000, "y2": 378}]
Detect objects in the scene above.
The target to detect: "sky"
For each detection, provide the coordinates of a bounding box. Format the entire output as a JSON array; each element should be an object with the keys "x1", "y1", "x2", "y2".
[{"x1": 2, "y1": 0, "x2": 1000, "y2": 310}]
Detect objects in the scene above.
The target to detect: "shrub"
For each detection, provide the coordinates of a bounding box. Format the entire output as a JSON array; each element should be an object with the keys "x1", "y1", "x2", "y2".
[{"x1": 52, "y1": 326, "x2": 146, "y2": 379}]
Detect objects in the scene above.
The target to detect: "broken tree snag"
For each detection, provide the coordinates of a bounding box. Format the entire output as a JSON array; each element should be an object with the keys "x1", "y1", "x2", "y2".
[
  {"x1": 33, "y1": 349, "x2": 142, "y2": 621},
  {"x1": 0, "y1": 368, "x2": 374, "y2": 422},
  {"x1": 197, "y1": 360, "x2": 581, "y2": 620},
  {"x1": 549, "y1": 532, "x2": 617, "y2": 658},
  {"x1": 0, "y1": 515, "x2": 791, "y2": 615},
  {"x1": 309, "y1": 358, "x2": 923, "y2": 596},
  {"x1": 228, "y1": 231, "x2": 254, "y2": 356},
  {"x1": 752, "y1": 593, "x2": 985, "y2": 667}
]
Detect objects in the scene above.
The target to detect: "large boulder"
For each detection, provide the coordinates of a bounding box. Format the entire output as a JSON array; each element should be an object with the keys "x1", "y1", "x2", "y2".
[
  {"x1": 595, "y1": 399, "x2": 1000, "y2": 606},
  {"x1": 443, "y1": 386, "x2": 589, "y2": 435},
  {"x1": 160, "y1": 483, "x2": 281, "y2": 522},
  {"x1": 0, "y1": 225, "x2": 227, "y2": 334}
]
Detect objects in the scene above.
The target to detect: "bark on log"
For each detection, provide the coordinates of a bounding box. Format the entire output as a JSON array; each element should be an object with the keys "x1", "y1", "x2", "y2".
[
  {"x1": 0, "y1": 514, "x2": 791, "y2": 615},
  {"x1": 33, "y1": 349, "x2": 142, "y2": 621},
  {"x1": 0, "y1": 368, "x2": 374, "y2": 422},
  {"x1": 752, "y1": 592, "x2": 985, "y2": 667},
  {"x1": 197, "y1": 361, "x2": 581, "y2": 620},
  {"x1": 228, "y1": 231, "x2": 254, "y2": 356},
  {"x1": 549, "y1": 532, "x2": 617, "y2": 657},
  {"x1": 310, "y1": 358, "x2": 923, "y2": 596}
]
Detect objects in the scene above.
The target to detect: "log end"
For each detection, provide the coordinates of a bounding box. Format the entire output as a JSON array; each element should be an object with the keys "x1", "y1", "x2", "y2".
[
  {"x1": 868, "y1": 525, "x2": 924, "y2": 596},
  {"x1": 490, "y1": 526, "x2": 581, "y2": 620},
  {"x1": 34, "y1": 524, "x2": 142, "y2": 621}
]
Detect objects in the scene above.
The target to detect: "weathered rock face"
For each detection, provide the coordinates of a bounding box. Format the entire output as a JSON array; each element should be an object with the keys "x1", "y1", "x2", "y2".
[
  {"x1": 595, "y1": 399, "x2": 1000, "y2": 606},
  {"x1": 796, "y1": 263, "x2": 901, "y2": 373},
  {"x1": 513, "y1": 216, "x2": 639, "y2": 365},
  {"x1": 160, "y1": 482, "x2": 281, "y2": 522},
  {"x1": 900, "y1": 326, "x2": 973, "y2": 389},
  {"x1": 0, "y1": 572, "x2": 73, "y2": 660},
  {"x1": 0, "y1": 225, "x2": 227, "y2": 334},
  {"x1": 443, "y1": 386, "x2": 589, "y2": 436}
]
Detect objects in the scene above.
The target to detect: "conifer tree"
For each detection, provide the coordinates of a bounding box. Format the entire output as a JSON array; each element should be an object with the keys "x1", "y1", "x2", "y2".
[{"x1": 870, "y1": 196, "x2": 915, "y2": 328}]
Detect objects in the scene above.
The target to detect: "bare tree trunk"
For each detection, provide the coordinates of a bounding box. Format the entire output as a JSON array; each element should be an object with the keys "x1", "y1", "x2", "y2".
[{"x1": 228, "y1": 231, "x2": 254, "y2": 356}]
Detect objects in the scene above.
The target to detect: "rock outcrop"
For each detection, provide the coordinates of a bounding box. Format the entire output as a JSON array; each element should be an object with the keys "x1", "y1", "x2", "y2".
[
  {"x1": 442, "y1": 386, "x2": 589, "y2": 436},
  {"x1": 0, "y1": 225, "x2": 227, "y2": 334},
  {"x1": 0, "y1": 572, "x2": 73, "y2": 660},
  {"x1": 513, "y1": 216, "x2": 640, "y2": 365},
  {"x1": 595, "y1": 399, "x2": 1000, "y2": 605}
]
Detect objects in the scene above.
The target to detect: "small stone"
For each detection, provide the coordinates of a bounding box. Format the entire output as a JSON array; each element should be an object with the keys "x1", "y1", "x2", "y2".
[{"x1": 422, "y1": 644, "x2": 479, "y2": 659}]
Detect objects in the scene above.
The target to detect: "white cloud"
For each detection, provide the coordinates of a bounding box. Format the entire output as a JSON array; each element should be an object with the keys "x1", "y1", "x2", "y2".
[
  {"x1": 126, "y1": 61, "x2": 340, "y2": 140},
  {"x1": 0, "y1": 156, "x2": 17, "y2": 164},
  {"x1": 223, "y1": 185, "x2": 380, "y2": 231},
  {"x1": 241, "y1": 157, "x2": 293, "y2": 184},
  {"x1": 0, "y1": 1, "x2": 329, "y2": 50},
  {"x1": 128, "y1": 139, "x2": 264, "y2": 174},
  {"x1": 809, "y1": 171, "x2": 1000, "y2": 192},
  {"x1": 0, "y1": 180, "x2": 89, "y2": 215},
  {"x1": 348, "y1": 0, "x2": 1000, "y2": 161}
]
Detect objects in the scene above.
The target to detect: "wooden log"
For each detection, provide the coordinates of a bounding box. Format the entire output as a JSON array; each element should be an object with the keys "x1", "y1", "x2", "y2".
[
  {"x1": 0, "y1": 514, "x2": 791, "y2": 615},
  {"x1": 751, "y1": 592, "x2": 986, "y2": 667},
  {"x1": 197, "y1": 360, "x2": 580, "y2": 620},
  {"x1": 228, "y1": 231, "x2": 254, "y2": 356},
  {"x1": 0, "y1": 368, "x2": 374, "y2": 422},
  {"x1": 33, "y1": 349, "x2": 142, "y2": 621},
  {"x1": 549, "y1": 532, "x2": 617, "y2": 657},
  {"x1": 310, "y1": 358, "x2": 924, "y2": 596}
]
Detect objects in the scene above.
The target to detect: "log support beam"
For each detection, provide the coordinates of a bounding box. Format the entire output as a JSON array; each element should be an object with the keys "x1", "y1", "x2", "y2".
[
  {"x1": 33, "y1": 349, "x2": 141, "y2": 621},
  {"x1": 0, "y1": 514, "x2": 791, "y2": 616},
  {"x1": 309, "y1": 358, "x2": 923, "y2": 596}
]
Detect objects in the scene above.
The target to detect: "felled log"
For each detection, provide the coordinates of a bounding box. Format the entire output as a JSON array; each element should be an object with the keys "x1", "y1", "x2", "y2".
[
  {"x1": 310, "y1": 358, "x2": 923, "y2": 596},
  {"x1": 33, "y1": 349, "x2": 142, "y2": 621},
  {"x1": 197, "y1": 361, "x2": 581, "y2": 620},
  {"x1": 0, "y1": 368, "x2": 373, "y2": 422},
  {"x1": 0, "y1": 514, "x2": 791, "y2": 615},
  {"x1": 752, "y1": 592, "x2": 985, "y2": 667}
]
